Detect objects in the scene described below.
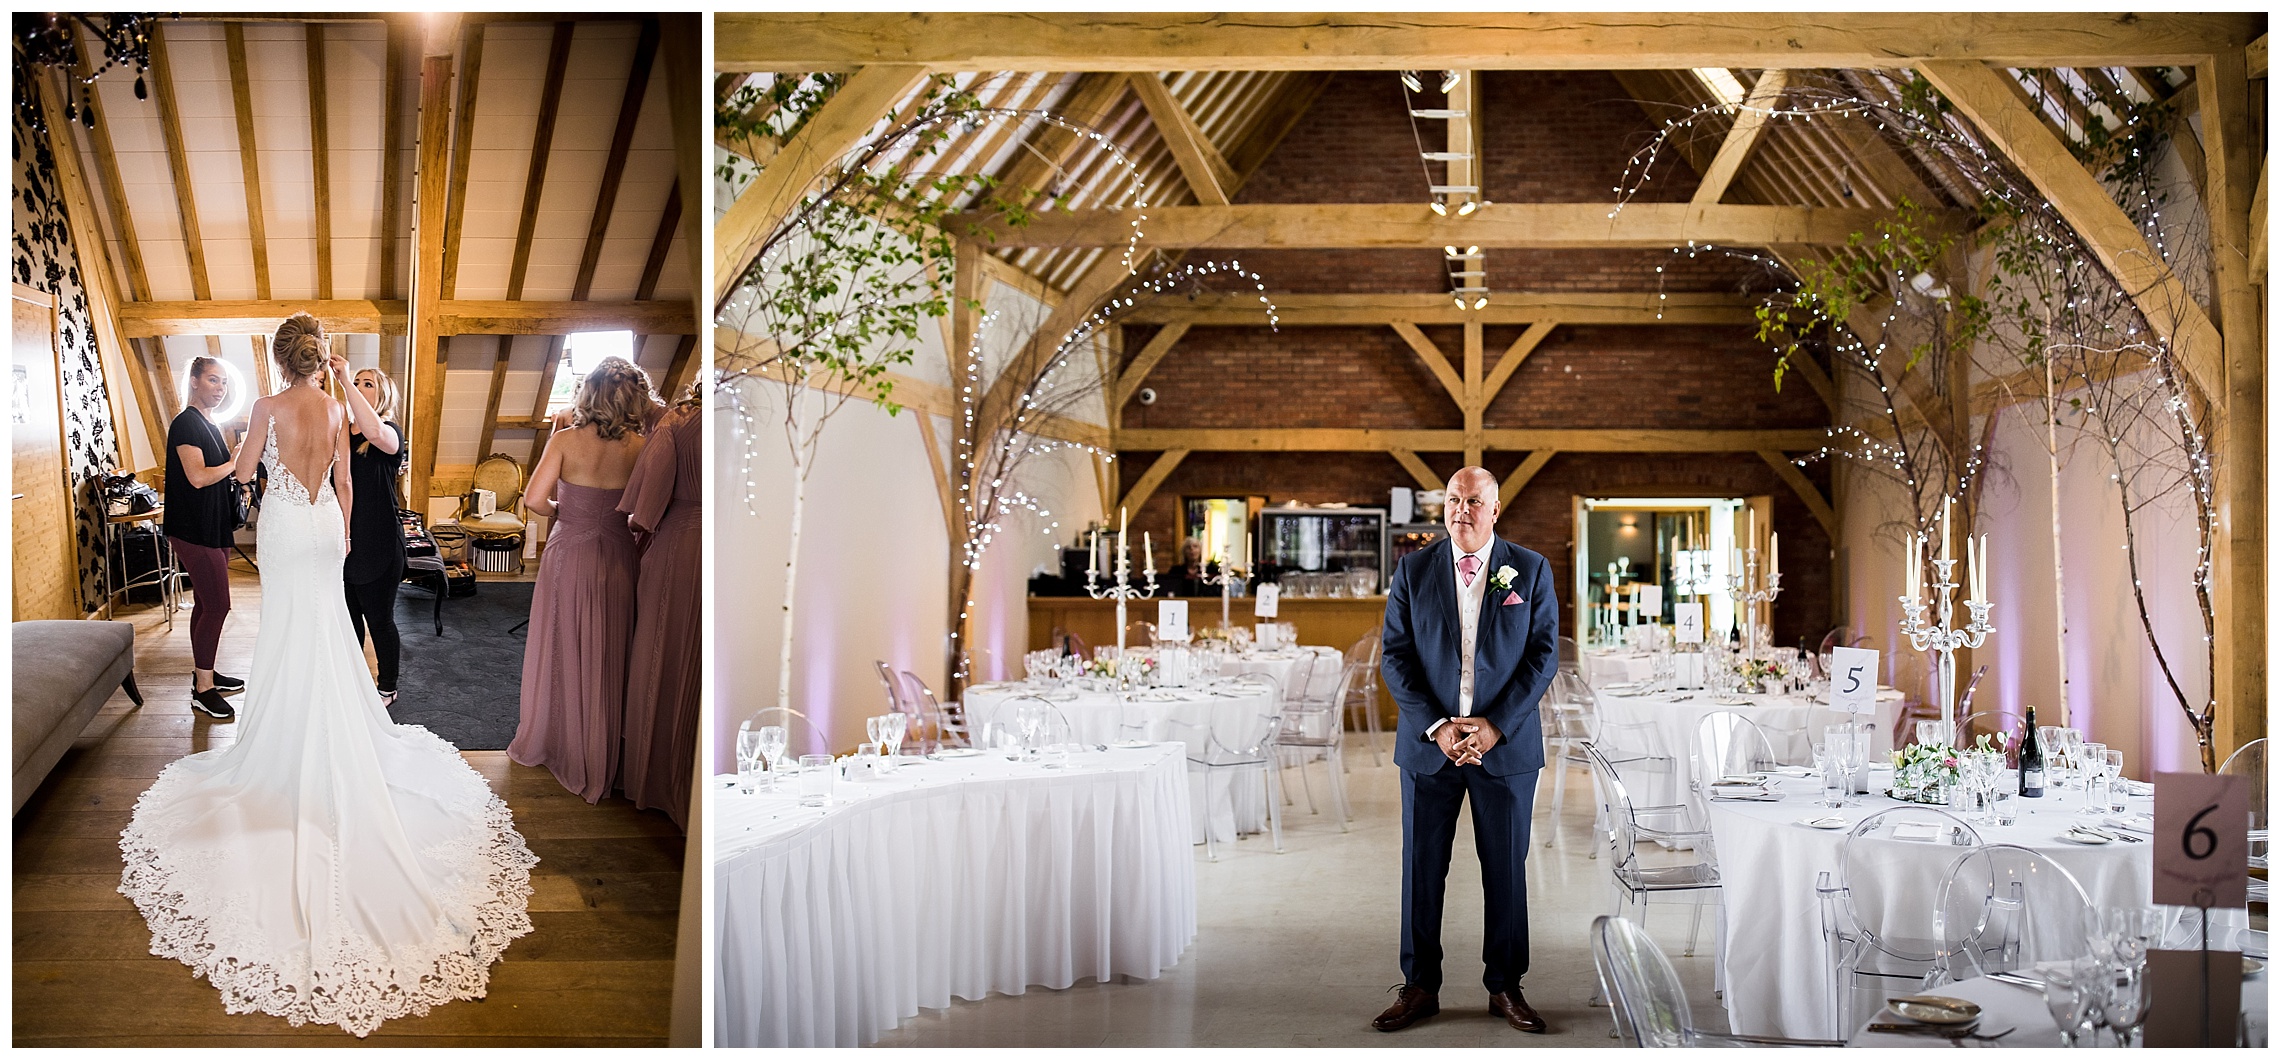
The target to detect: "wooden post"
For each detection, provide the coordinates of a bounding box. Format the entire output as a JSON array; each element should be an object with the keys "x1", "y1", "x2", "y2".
[
  {"x1": 406, "y1": 51, "x2": 454, "y2": 513},
  {"x1": 2199, "y1": 50, "x2": 2265, "y2": 765}
]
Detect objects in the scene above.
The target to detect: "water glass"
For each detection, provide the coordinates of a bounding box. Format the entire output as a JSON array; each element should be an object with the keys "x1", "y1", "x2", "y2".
[
  {"x1": 882, "y1": 712, "x2": 908, "y2": 766},
  {"x1": 797, "y1": 754, "x2": 834, "y2": 806},
  {"x1": 1915, "y1": 719, "x2": 1953, "y2": 749},
  {"x1": 1991, "y1": 788, "x2": 2019, "y2": 826},
  {"x1": 2103, "y1": 749, "x2": 2128, "y2": 813}
]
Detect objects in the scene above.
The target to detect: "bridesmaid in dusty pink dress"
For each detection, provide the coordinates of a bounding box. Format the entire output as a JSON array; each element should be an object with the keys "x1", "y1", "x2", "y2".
[
  {"x1": 509, "y1": 358, "x2": 651, "y2": 802},
  {"x1": 619, "y1": 392, "x2": 701, "y2": 830}
]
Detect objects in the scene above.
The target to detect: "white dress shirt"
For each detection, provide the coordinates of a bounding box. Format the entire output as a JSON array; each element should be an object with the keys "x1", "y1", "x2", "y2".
[{"x1": 1426, "y1": 540, "x2": 1494, "y2": 738}]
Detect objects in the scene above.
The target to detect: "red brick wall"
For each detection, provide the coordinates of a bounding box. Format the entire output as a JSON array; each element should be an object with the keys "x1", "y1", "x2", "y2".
[{"x1": 1103, "y1": 70, "x2": 1838, "y2": 649}]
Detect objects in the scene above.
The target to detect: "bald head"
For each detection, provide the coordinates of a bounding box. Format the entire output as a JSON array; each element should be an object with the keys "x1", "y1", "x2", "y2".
[{"x1": 1443, "y1": 466, "x2": 1500, "y2": 553}]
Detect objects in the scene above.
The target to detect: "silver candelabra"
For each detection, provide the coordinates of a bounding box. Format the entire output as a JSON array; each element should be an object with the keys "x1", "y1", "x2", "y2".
[
  {"x1": 1726, "y1": 547, "x2": 1782, "y2": 658},
  {"x1": 1898, "y1": 557, "x2": 1993, "y2": 733},
  {"x1": 1086, "y1": 521, "x2": 1157, "y2": 660},
  {"x1": 1203, "y1": 548, "x2": 1243, "y2": 633}
]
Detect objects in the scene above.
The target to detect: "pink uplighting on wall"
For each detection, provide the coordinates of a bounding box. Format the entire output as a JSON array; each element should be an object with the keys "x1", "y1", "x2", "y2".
[{"x1": 799, "y1": 593, "x2": 838, "y2": 757}]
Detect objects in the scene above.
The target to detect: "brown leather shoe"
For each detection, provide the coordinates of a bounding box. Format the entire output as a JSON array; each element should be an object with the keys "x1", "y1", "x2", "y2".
[
  {"x1": 1489, "y1": 988, "x2": 1547, "y2": 1033},
  {"x1": 1372, "y1": 984, "x2": 1439, "y2": 1031}
]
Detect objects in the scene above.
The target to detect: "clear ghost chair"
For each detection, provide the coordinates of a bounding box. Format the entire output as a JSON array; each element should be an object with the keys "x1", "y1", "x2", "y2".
[
  {"x1": 1558, "y1": 634, "x2": 1582, "y2": 677},
  {"x1": 2220, "y1": 738, "x2": 2267, "y2": 908},
  {"x1": 1276, "y1": 660, "x2": 1356, "y2": 827},
  {"x1": 898, "y1": 670, "x2": 969, "y2": 752},
  {"x1": 1583, "y1": 744, "x2": 1720, "y2": 958},
  {"x1": 1592, "y1": 914, "x2": 1845, "y2": 1048},
  {"x1": 1690, "y1": 711, "x2": 1779, "y2": 814},
  {"x1": 1929, "y1": 844, "x2": 2092, "y2": 986},
  {"x1": 1539, "y1": 670, "x2": 1600, "y2": 847},
  {"x1": 1168, "y1": 703, "x2": 1285, "y2": 862},
  {"x1": 1815, "y1": 806, "x2": 1983, "y2": 1035},
  {"x1": 1341, "y1": 630, "x2": 1385, "y2": 767}
]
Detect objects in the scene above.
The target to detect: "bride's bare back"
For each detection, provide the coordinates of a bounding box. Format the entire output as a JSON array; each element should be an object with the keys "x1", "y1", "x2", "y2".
[{"x1": 238, "y1": 380, "x2": 355, "y2": 530}]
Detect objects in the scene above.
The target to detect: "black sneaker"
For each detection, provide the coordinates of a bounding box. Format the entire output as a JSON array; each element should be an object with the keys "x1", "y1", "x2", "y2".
[
  {"x1": 211, "y1": 672, "x2": 245, "y2": 694},
  {"x1": 191, "y1": 688, "x2": 236, "y2": 719}
]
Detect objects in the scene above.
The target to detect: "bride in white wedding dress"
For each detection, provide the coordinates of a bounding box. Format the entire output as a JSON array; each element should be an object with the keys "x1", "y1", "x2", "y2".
[{"x1": 119, "y1": 314, "x2": 537, "y2": 1037}]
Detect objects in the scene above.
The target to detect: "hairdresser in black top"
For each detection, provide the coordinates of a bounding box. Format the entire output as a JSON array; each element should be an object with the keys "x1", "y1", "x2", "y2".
[{"x1": 329, "y1": 353, "x2": 410, "y2": 708}]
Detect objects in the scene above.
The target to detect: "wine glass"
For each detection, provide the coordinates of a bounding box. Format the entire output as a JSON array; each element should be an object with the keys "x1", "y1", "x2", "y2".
[
  {"x1": 865, "y1": 715, "x2": 886, "y2": 754},
  {"x1": 755, "y1": 725, "x2": 789, "y2": 789},
  {"x1": 882, "y1": 712, "x2": 907, "y2": 765},
  {"x1": 2106, "y1": 963, "x2": 2149, "y2": 1047},
  {"x1": 1013, "y1": 700, "x2": 1049, "y2": 760},
  {"x1": 736, "y1": 727, "x2": 764, "y2": 794},
  {"x1": 2043, "y1": 965, "x2": 2088, "y2": 1047}
]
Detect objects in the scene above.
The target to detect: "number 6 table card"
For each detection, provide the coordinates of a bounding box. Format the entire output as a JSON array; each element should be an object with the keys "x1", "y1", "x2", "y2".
[{"x1": 2153, "y1": 771, "x2": 2248, "y2": 908}]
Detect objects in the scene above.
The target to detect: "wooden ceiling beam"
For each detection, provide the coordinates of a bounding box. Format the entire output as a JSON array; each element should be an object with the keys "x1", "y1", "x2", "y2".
[
  {"x1": 73, "y1": 54, "x2": 149, "y2": 303},
  {"x1": 1389, "y1": 449, "x2": 1445, "y2": 492},
  {"x1": 407, "y1": 51, "x2": 455, "y2": 511},
  {"x1": 661, "y1": 332, "x2": 700, "y2": 402},
  {"x1": 1480, "y1": 320, "x2": 1557, "y2": 407},
  {"x1": 1757, "y1": 450, "x2": 1838, "y2": 535},
  {"x1": 636, "y1": 183, "x2": 683, "y2": 301},
  {"x1": 1121, "y1": 290, "x2": 1757, "y2": 326},
  {"x1": 1917, "y1": 59, "x2": 2222, "y2": 403},
  {"x1": 1110, "y1": 321, "x2": 1190, "y2": 409},
  {"x1": 955, "y1": 202, "x2": 1958, "y2": 248},
  {"x1": 306, "y1": 24, "x2": 334, "y2": 299},
  {"x1": 713, "y1": 63, "x2": 932, "y2": 309},
  {"x1": 223, "y1": 24, "x2": 273, "y2": 301},
  {"x1": 148, "y1": 23, "x2": 229, "y2": 375},
  {"x1": 1115, "y1": 449, "x2": 1190, "y2": 517},
  {"x1": 1389, "y1": 321, "x2": 1466, "y2": 407},
  {"x1": 1129, "y1": 72, "x2": 1236, "y2": 204},
  {"x1": 379, "y1": 16, "x2": 407, "y2": 300},
  {"x1": 994, "y1": 72, "x2": 1130, "y2": 202},
  {"x1": 116, "y1": 299, "x2": 694, "y2": 336},
  {"x1": 1692, "y1": 69, "x2": 1789, "y2": 204},
  {"x1": 718, "y1": 13, "x2": 2259, "y2": 72},
  {"x1": 1499, "y1": 449, "x2": 1558, "y2": 502},
  {"x1": 476, "y1": 21, "x2": 572, "y2": 464},
  {"x1": 438, "y1": 21, "x2": 484, "y2": 297},
  {"x1": 1118, "y1": 427, "x2": 1832, "y2": 452}
]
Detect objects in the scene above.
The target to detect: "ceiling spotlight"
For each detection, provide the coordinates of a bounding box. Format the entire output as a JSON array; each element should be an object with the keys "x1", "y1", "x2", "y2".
[
  {"x1": 1401, "y1": 70, "x2": 1423, "y2": 93},
  {"x1": 1455, "y1": 200, "x2": 1479, "y2": 217},
  {"x1": 1464, "y1": 245, "x2": 1480, "y2": 256},
  {"x1": 1440, "y1": 70, "x2": 1462, "y2": 94},
  {"x1": 1453, "y1": 293, "x2": 1468, "y2": 309},
  {"x1": 1472, "y1": 294, "x2": 1489, "y2": 310},
  {"x1": 1430, "y1": 199, "x2": 1448, "y2": 217},
  {"x1": 1444, "y1": 245, "x2": 1460, "y2": 257}
]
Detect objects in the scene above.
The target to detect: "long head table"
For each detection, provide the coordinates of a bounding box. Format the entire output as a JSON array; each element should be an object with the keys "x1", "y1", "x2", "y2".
[
  {"x1": 714, "y1": 745, "x2": 1195, "y2": 1047},
  {"x1": 1708, "y1": 769, "x2": 2156, "y2": 1040}
]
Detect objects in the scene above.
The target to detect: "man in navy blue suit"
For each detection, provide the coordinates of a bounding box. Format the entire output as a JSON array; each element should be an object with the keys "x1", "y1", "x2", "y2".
[{"x1": 1371, "y1": 466, "x2": 1558, "y2": 1034}]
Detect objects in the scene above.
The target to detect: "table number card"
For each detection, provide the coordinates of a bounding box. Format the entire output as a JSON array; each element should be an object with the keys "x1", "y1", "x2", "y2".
[
  {"x1": 1826, "y1": 646, "x2": 1880, "y2": 715},
  {"x1": 2152, "y1": 771, "x2": 2248, "y2": 909},
  {"x1": 1672, "y1": 603, "x2": 1704, "y2": 644},
  {"x1": 1638, "y1": 584, "x2": 1662, "y2": 618},
  {"x1": 1156, "y1": 600, "x2": 1189, "y2": 641},
  {"x1": 1253, "y1": 582, "x2": 1280, "y2": 618}
]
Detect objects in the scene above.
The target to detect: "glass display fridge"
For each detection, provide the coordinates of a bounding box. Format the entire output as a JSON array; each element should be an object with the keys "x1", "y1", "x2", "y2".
[{"x1": 1254, "y1": 506, "x2": 1388, "y2": 594}]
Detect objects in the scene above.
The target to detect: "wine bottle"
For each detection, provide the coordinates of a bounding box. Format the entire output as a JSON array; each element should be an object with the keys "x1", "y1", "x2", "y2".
[{"x1": 2018, "y1": 706, "x2": 2045, "y2": 797}]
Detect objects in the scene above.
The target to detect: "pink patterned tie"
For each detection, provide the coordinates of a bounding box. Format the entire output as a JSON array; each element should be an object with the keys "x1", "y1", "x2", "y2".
[{"x1": 1459, "y1": 554, "x2": 1481, "y2": 587}]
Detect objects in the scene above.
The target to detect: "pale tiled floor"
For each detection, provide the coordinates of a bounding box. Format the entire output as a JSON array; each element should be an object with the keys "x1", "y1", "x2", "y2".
[{"x1": 871, "y1": 740, "x2": 1727, "y2": 1047}]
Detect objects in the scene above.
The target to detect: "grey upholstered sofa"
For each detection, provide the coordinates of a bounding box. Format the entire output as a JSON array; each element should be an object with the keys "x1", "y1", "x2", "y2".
[{"x1": 12, "y1": 620, "x2": 141, "y2": 814}]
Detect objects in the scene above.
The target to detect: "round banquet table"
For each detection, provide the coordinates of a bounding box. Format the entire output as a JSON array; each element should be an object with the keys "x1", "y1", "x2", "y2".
[
  {"x1": 1219, "y1": 645, "x2": 1340, "y2": 698},
  {"x1": 1584, "y1": 648, "x2": 1656, "y2": 688},
  {"x1": 1844, "y1": 965, "x2": 2269, "y2": 1047},
  {"x1": 713, "y1": 746, "x2": 1196, "y2": 1047},
  {"x1": 964, "y1": 677, "x2": 1282, "y2": 845},
  {"x1": 1595, "y1": 687, "x2": 1905, "y2": 810},
  {"x1": 1709, "y1": 769, "x2": 2155, "y2": 1039}
]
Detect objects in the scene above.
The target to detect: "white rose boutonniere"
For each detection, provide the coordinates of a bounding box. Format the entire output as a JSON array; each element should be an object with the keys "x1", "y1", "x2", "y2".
[{"x1": 1489, "y1": 564, "x2": 1519, "y2": 592}]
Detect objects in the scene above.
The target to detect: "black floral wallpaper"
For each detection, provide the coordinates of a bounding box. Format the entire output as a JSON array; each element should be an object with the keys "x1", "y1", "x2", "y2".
[{"x1": 14, "y1": 104, "x2": 119, "y2": 613}]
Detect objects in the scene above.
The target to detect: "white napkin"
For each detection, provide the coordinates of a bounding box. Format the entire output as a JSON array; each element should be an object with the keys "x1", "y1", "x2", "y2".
[{"x1": 1892, "y1": 822, "x2": 1943, "y2": 842}]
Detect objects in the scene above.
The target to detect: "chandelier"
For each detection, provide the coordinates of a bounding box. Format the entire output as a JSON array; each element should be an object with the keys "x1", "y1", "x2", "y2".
[{"x1": 13, "y1": 13, "x2": 170, "y2": 136}]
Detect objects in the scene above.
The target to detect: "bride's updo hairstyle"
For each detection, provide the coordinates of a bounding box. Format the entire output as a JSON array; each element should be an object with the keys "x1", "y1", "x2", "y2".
[
  {"x1": 571, "y1": 356, "x2": 656, "y2": 441},
  {"x1": 272, "y1": 312, "x2": 329, "y2": 383}
]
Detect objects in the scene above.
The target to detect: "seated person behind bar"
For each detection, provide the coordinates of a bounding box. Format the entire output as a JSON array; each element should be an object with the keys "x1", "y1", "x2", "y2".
[{"x1": 1167, "y1": 540, "x2": 1219, "y2": 596}]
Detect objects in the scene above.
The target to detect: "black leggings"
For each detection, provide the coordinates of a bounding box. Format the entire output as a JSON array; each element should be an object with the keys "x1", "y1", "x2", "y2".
[{"x1": 344, "y1": 574, "x2": 403, "y2": 693}]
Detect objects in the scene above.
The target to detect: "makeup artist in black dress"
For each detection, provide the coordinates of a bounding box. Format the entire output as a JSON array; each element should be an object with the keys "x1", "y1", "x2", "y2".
[{"x1": 331, "y1": 354, "x2": 409, "y2": 707}]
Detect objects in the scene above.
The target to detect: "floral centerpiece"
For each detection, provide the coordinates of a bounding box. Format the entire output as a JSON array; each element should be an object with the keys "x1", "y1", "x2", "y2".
[
  {"x1": 1734, "y1": 656, "x2": 1791, "y2": 694},
  {"x1": 1085, "y1": 654, "x2": 1157, "y2": 684},
  {"x1": 1889, "y1": 742, "x2": 1961, "y2": 803}
]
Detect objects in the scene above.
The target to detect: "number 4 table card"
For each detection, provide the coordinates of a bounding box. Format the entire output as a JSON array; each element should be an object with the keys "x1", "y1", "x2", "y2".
[{"x1": 1672, "y1": 603, "x2": 1703, "y2": 644}]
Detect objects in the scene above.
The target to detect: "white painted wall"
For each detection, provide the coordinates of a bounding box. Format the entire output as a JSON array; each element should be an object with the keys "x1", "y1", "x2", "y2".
[{"x1": 1837, "y1": 375, "x2": 2210, "y2": 778}]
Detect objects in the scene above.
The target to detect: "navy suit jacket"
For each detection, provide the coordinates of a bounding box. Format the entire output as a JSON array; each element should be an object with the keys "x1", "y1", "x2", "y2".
[{"x1": 1379, "y1": 536, "x2": 1560, "y2": 777}]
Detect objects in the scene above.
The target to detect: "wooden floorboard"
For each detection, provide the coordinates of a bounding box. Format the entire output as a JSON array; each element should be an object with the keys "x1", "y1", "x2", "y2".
[{"x1": 13, "y1": 567, "x2": 681, "y2": 1045}]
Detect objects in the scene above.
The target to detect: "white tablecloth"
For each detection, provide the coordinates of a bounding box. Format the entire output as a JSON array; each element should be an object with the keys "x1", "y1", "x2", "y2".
[
  {"x1": 1844, "y1": 966, "x2": 2270, "y2": 1047},
  {"x1": 714, "y1": 746, "x2": 1196, "y2": 1047},
  {"x1": 1709, "y1": 771, "x2": 2154, "y2": 1039},
  {"x1": 1221, "y1": 646, "x2": 1339, "y2": 700},
  {"x1": 965, "y1": 679, "x2": 1281, "y2": 845},
  {"x1": 1596, "y1": 688, "x2": 1904, "y2": 811},
  {"x1": 1584, "y1": 649, "x2": 1656, "y2": 688}
]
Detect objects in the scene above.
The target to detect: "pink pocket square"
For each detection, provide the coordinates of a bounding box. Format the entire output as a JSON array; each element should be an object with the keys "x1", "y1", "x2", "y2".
[{"x1": 1502, "y1": 593, "x2": 1524, "y2": 606}]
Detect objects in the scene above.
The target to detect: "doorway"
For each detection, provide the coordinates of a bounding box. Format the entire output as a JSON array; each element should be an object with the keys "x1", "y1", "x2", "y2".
[{"x1": 1573, "y1": 495, "x2": 1769, "y2": 647}]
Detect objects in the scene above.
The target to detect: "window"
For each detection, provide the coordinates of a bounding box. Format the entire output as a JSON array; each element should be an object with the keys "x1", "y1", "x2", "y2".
[{"x1": 544, "y1": 331, "x2": 634, "y2": 416}]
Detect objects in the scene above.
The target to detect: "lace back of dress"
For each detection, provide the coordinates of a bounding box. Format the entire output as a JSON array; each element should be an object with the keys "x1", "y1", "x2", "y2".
[{"x1": 262, "y1": 421, "x2": 335, "y2": 507}]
